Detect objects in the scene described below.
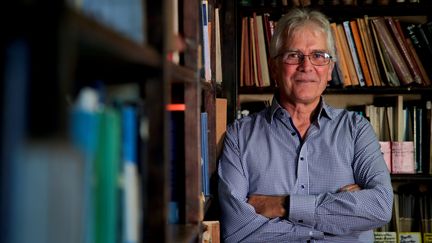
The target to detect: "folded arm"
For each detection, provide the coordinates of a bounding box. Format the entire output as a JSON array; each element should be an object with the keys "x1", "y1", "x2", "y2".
[{"x1": 248, "y1": 183, "x2": 361, "y2": 219}]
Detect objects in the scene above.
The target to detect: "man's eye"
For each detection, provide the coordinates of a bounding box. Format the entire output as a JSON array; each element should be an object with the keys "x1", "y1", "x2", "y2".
[
  {"x1": 287, "y1": 53, "x2": 301, "y2": 59},
  {"x1": 312, "y1": 53, "x2": 325, "y2": 59}
]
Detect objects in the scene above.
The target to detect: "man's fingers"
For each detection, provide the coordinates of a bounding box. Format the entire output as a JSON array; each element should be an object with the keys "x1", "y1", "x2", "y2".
[{"x1": 338, "y1": 184, "x2": 361, "y2": 192}]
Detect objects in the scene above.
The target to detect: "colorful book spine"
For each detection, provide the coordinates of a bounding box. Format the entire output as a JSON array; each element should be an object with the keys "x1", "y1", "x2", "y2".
[
  {"x1": 95, "y1": 107, "x2": 121, "y2": 243},
  {"x1": 122, "y1": 105, "x2": 140, "y2": 243},
  {"x1": 201, "y1": 112, "x2": 210, "y2": 196},
  {"x1": 343, "y1": 21, "x2": 366, "y2": 87},
  {"x1": 201, "y1": 0, "x2": 211, "y2": 81}
]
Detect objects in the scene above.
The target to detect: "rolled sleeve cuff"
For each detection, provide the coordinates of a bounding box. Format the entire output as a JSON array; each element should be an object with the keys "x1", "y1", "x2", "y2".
[{"x1": 288, "y1": 195, "x2": 316, "y2": 227}]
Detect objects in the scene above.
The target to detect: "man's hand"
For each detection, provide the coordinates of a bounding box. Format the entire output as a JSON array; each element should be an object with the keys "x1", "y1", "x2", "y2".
[
  {"x1": 247, "y1": 195, "x2": 286, "y2": 218},
  {"x1": 338, "y1": 183, "x2": 361, "y2": 192}
]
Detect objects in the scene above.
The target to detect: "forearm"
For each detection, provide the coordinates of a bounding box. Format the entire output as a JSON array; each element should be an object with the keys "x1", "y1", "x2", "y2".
[
  {"x1": 313, "y1": 184, "x2": 393, "y2": 234},
  {"x1": 220, "y1": 189, "x2": 324, "y2": 242},
  {"x1": 284, "y1": 183, "x2": 392, "y2": 235}
]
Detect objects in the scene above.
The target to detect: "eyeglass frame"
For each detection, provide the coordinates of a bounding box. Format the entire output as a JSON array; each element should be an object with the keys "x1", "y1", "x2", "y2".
[{"x1": 275, "y1": 51, "x2": 334, "y2": 66}]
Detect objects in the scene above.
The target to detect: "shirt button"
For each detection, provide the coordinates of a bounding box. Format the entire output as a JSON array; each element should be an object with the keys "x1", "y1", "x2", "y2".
[
  {"x1": 291, "y1": 132, "x2": 296, "y2": 136},
  {"x1": 300, "y1": 157, "x2": 304, "y2": 160},
  {"x1": 301, "y1": 185, "x2": 305, "y2": 189},
  {"x1": 298, "y1": 219, "x2": 303, "y2": 223}
]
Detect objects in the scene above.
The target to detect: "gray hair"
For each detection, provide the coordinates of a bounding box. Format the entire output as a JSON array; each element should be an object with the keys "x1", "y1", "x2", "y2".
[{"x1": 269, "y1": 8, "x2": 335, "y2": 60}]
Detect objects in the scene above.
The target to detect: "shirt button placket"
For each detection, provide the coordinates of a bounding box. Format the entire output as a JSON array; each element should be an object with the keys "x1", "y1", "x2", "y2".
[{"x1": 298, "y1": 155, "x2": 308, "y2": 193}]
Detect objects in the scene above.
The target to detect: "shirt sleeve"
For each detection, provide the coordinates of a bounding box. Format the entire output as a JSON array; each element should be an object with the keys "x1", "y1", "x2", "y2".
[
  {"x1": 289, "y1": 115, "x2": 393, "y2": 235},
  {"x1": 218, "y1": 123, "x2": 325, "y2": 242}
]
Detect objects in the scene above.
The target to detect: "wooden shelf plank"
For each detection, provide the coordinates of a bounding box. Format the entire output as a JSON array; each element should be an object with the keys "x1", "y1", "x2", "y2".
[
  {"x1": 169, "y1": 62, "x2": 198, "y2": 83},
  {"x1": 64, "y1": 7, "x2": 162, "y2": 68}
]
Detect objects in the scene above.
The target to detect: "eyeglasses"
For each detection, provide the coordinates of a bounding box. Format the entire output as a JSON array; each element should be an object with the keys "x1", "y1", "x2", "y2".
[{"x1": 277, "y1": 51, "x2": 333, "y2": 66}]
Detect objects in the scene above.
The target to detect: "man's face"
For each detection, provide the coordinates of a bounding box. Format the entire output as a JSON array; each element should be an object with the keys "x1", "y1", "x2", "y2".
[{"x1": 271, "y1": 24, "x2": 334, "y2": 106}]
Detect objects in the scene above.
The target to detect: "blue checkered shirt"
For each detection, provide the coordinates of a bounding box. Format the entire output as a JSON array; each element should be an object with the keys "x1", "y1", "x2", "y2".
[{"x1": 218, "y1": 97, "x2": 393, "y2": 243}]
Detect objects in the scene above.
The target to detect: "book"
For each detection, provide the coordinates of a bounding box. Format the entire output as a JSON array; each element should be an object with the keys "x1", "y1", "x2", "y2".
[
  {"x1": 419, "y1": 194, "x2": 432, "y2": 236},
  {"x1": 357, "y1": 17, "x2": 381, "y2": 86},
  {"x1": 70, "y1": 87, "x2": 101, "y2": 243},
  {"x1": 201, "y1": 0, "x2": 211, "y2": 81},
  {"x1": 349, "y1": 20, "x2": 373, "y2": 86},
  {"x1": 404, "y1": 37, "x2": 432, "y2": 86},
  {"x1": 391, "y1": 141, "x2": 415, "y2": 174},
  {"x1": 379, "y1": 141, "x2": 392, "y2": 172},
  {"x1": 343, "y1": 21, "x2": 366, "y2": 86},
  {"x1": 249, "y1": 16, "x2": 259, "y2": 87},
  {"x1": 424, "y1": 233, "x2": 432, "y2": 243},
  {"x1": 386, "y1": 17, "x2": 423, "y2": 85},
  {"x1": 397, "y1": 186, "x2": 416, "y2": 232},
  {"x1": 121, "y1": 105, "x2": 141, "y2": 243},
  {"x1": 216, "y1": 98, "x2": 227, "y2": 157},
  {"x1": 404, "y1": 23, "x2": 432, "y2": 82},
  {"x1": 414, "y1": 106, "x2": 423, "y2": 173},
  {"x1": 202, "y1": 221, "x2": 220, "y2": 243},
  {"x1": 394, "y1": 192, "x2": 401, "y2": 233},
  {"x1": 94, "y1": 107, "x2": 121, "y2": 243},
  {"x1": 374, "y1": 95, "x2": 404, "y2": 141},
  {"x1": 398, "y1": 232, "x2": 422, "y2": 243},
  {"x1": 330, "y1": 22, "x2": 352, "y2": 87},
  {"x1": 371, "y1": 17, "x2": 414, "y2": 86},
  {"x1": 167, "y1": 0, "x2": 179, "y2": 63},
  {"x1": 215, "y1": 8, "x2": 223, "y2": 85},
  {"x1": 365, "y1": 104, "x2": 380, "y2": 137},
  {"x1": 370, "y1": 17, "x2": 400, "y2": 87},
  {"x1": 9, "y1": 141, "x2": 85, "y2": 243},
  {"x1": 374, "y1": 232, "x2": 397, "y2": 243},
  {"x1": 263, "y1": 13, "x2": 272, "y2": 58},
  {"x1": 201, "y1": 112, "x2": 210, "y2": 196},
  {"x1": 337, "y1": 23, "x2": 360, "y2": 86},
  {"x1": 394, "y1": 19, "x2": 429, "y2": 85},
  {"x1": 240, "y1": 16, "x2": 251, "y2": 87},
  {"x1": 255, "y1": 14, "x2": 271, "y2": 87},
  {"x1": 426, "y1": 101, "x2": 432, "y2": 175},
  {"x1": 364, "y1": 15, "x2": 384, "y2": 86}
]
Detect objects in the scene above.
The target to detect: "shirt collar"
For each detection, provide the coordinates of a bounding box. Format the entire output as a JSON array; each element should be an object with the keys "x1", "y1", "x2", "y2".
[{"x1": 267, "y1": 95, "x2": 335, "y2": 123}]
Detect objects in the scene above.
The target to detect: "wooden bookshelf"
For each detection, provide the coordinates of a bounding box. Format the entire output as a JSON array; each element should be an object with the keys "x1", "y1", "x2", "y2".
[
  {"x1": 220, "y1": 0, "x2": 432, "y2": 239},
  {"x1": 1, "y1": 0, "x2": 218, "y2": 242}
]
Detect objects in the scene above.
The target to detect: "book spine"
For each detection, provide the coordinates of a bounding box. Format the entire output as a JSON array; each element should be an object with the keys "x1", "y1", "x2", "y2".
[
  {"x1": 252, "y1": 12, "x2": 264, "y2": 87},
  {"x1": 337, "y1": 24, "x2": 360, "y2": 86},
  {"x1": 330, "y1": 22, "x2": 352, "y2": 87},
  {"x1": 357, "y1": 18, "x2": 380, "y2": 86},
  {"x1": 371, "y1": 17, "x2": 413, "y2": 85},
  {"x1": 386, "y1": 17, "x2": 423, "y2": 85},
  {"x1": 215, "y1": 8, "x2": 222, "y2": 84},
  {"x1": 201, "y1": 0, "x2": 211, "y2": 81},
  {"x1": 343, "y1": 21, "x2": 366, "y2": 86},
  {"x1": 200, "y1": 112, "x2": 210, "y2": 196},
  {"x1": 249, "y1": 17, "x2": 259, "y2": 87},
  {"x1": 122, "y1": 105, "x2": 140, "y2": 243},
  {"x1": 405, "y1": 24, "x2": 432, "y2": 82},
  {"x1": 349, "y1": 20, "x2": 373, "y2": 86},
  {"x1": 255, "y1": 15, "x2": 271, "y2": 87},
  {"x1": 364, "y1": 15, "x2": 384, "y2": 86}
]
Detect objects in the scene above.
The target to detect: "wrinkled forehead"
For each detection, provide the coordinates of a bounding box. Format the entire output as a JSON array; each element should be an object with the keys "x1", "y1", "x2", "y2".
[{"x1": 283, "y1": 22, "x2": 327, "y2": 49}]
